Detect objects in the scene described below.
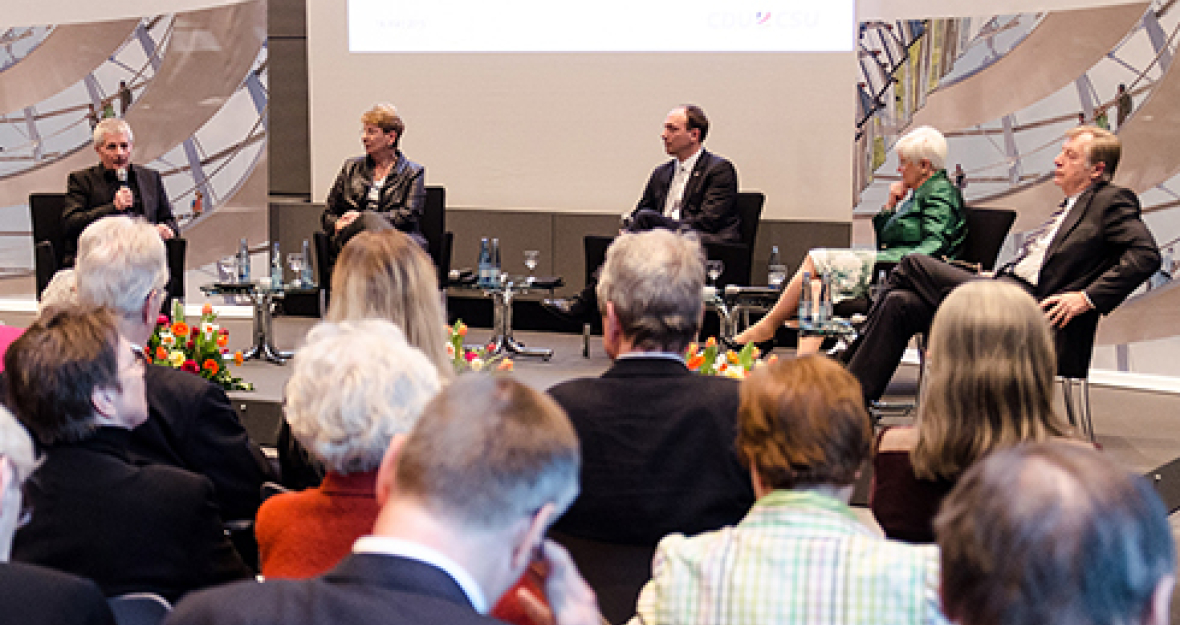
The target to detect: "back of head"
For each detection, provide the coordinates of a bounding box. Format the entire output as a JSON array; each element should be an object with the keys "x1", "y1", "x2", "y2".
[
  {"x1": 895, "y1": 125, "x2": 948, "y2": 171},
  {"x1": 4, "y1": 307, "x2": 121, "y2": 446},
  {"x1": 737, "y1": 355, "x2": 871, "y2": 490},
  {"x1": 284, "y1": 319, "x2": 441, "y2": 474},
  {"x1": 596, "y1": 229, "x2": 704, "y2": 353},
  {"x1": 393, "y1": 376, "x2": 580, "y2": 531},
  {"x1": 936, "y1": 442, "x2": 1175, "y2": 625},
  {"x1": 914, "y1": 280, "x2": 1067, "y2": 481},
  {"x1": 75, "y1": 216, "x2": 168, "y2": 317},
  {"x1": 328, "y1": 230, "x2": 451, "y2": 377}
]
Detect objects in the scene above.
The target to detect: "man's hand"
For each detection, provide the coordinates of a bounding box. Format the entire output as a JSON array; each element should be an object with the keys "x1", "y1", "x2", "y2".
[
  {"x1": 114, "y1": 187, "x2": 134, "y2": 211},
  {"x1": 336, "y1": 210, "x2": 361, "y2": 232},
  {"x1": 156, "y1": 223, "x2": 175, "y2": 240},
  {"x1": 1041, "y1": 292, "x2": 1093, "y2": 328},
  {"x1": 517, "y1": 540, "x2": 603, "y2": 625}
]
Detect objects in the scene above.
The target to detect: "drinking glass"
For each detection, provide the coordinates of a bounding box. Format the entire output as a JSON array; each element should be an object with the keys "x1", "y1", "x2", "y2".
[
  {"x1": 523, "y1": 250, "x2": 539, "y2": 282},
  {"x1": 287, "y1": 252, "x2": 306, "y2": 287},
  {"x1": 705, "y1": 260, "x2": 724, "y2": 287}
]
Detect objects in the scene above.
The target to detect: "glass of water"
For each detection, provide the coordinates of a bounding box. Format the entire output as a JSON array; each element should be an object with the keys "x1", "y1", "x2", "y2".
[
  {"x1": 523, "y1": 250, "x2": 539, "y2": 282},
  {"x1": 287, "y1": 252, "x2": 306, "y2": 287},
  {"x1": 705, "y1": 260, "x2": 724, "y2": 287}
]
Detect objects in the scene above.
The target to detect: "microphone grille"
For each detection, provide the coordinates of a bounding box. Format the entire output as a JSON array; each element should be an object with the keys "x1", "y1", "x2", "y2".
[{"x1": 117, "y1": 168, "x2": 128, "y2": 183}]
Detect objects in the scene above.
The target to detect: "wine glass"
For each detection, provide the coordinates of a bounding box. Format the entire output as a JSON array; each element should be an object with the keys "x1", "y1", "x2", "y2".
[
  {"x1": 523, "y1": 250, "x2": 539, "y2": 283},
  {"x1": 287, "y1": 252, "x2": 306, "y2": 287},
  {"x1": 705, "y1": 260, "x2": 724, "y2": 287}
]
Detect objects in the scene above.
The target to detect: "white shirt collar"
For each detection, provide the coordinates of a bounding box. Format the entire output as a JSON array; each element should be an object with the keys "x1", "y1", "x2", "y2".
[
  {"x1": 352, "y1": 536, "x2": 489, "y2": 614},
  {"x1": 677, "y1": 147, "x2": 703, "y2": 174},
  {"x1": 617, "y1": 351, "x2": 686, "y2": 363}
]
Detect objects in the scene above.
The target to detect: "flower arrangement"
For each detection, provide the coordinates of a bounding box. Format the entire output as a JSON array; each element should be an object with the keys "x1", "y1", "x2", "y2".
[
  {"x1": 684, "y1": 337, "x2": 776, "y2": 379},
  {"x1": 447, "y1": 320, "x2": 513, "y2": 374},
  {"x1": 147, "y1": 300, "x2": 254, "y2": 391}
]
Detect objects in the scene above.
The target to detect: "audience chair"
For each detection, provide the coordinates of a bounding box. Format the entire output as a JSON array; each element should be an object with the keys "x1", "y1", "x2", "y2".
[{"x1": 108, "y1": 593, "x2": 172, "y2": 625}]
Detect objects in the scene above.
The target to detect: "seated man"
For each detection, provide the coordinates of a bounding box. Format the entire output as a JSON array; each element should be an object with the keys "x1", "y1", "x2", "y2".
[
  {"x1": 847, "y1": 126, "x2": 1160, "y2": 403},
  {"x1": 0, "y1": 404, "x2": 116, "y2": 625},
  {"x1": 166, "y1": 376, "x2": 601, "y2": 625},
  {"x1": 544, "y1": 104, "x2": 739, "y2": 321},
  {"x1": 63, "y1": 118, "x2": 177, "y2": 266},
  {"x1": 630, "y1": 356, "x2": 946, "y2": 625},
  {"x1": 935, "y1": 442, "x2": 1174, "y2": 625},
  {"x1": 548, "y1": 229, "x2": 756, "y2": 545},
  {"x1": 75, "y1": 216, "x2": 274, "y2": 523},
  {"x1": 7, "y1": 307, "x2": 252, "y2": 601}
]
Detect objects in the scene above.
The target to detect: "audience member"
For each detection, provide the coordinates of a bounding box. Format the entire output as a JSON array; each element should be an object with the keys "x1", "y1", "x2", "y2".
[
  {"x1": 322, "y1": 103, "x2": 427, "y2": 258},
  {"x1": 630, "y1": 356, "x2": 946, "y2": 625},
  {"x1": 8, "y1": 307, "x2": 251, "y2": 601},
  {"x1": 256, "y1": 319, "x2": 441, "y2": 578},
  {"x1": 936, "y1": 442, "x2": 1174, "y2": 625},
  {"x1": 734, "y1": 126, "x2": 966, "y2": 354},
  {"x1": 75, "y1": 216, "x2": 273, "y2": 523},
  {"x1": 847, "y1": 126, "x2": 1160, "y2": 403},
  {"x1": 63, "y1": 118, "x2": 177, "y2": 266},
  {"x1": 167, "y1": 376, "x2": 601, "y2": 625},
  {"x1": 543, "y1": 104, "x2": 739, "y2": 321},
  {"x1": 870, "y1": 281, "x2": 1077, "y2": 543},
  {"x1": 0, "y1": 403, "x2": 116, "y2": 625},
  {"x1": 548, "y1": 229, "x2": 755, "y2": 544}
]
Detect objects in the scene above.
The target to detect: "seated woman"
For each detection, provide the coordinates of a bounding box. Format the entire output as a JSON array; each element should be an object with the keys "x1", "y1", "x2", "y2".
[
  {"x1": 734, "y1": 126, "x2": 966, "y2": 354},
  {"x1": 631, "y1": 355, "x2": 945, "y2": 624},
  {"x1": 255, "y1": 319, "x2": 442, "y2": 578},
  {"x1": 321, "y1": 103, "x2": 427, "y2": 258},
  {"x1": 870, "y1": 280, "x2": 1081, "y2": 543},
  {"x1": 7, "y1": 307, "x2": 251, "y2": 601}
]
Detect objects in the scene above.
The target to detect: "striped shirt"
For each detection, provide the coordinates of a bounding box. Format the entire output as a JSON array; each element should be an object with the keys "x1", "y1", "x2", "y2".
[{"x1": 629, "y1": 490, "x2": 948, "y2": 625}]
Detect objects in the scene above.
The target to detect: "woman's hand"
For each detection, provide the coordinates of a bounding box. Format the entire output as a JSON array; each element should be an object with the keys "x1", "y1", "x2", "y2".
[{"x1": 885, "y1": 181, "x2": 908, "y2": 210}]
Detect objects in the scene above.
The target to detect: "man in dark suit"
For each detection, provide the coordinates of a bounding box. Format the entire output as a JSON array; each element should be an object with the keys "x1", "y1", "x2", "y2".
[
  {"x1": 166, "y1": 376, "x2": 603, "y2": 625},
  {"x1": 543, "y1": 104, "x2": 739, "y2": 321},
  {"x1": 0, "y1": 403, "x2": 116, "y2": 625},
  {"x1": 548, "y1": 229, "x2": 756, "y2": 545},
  {"x1": 75, "y1": 217, "x2": 273, "y2": 523},
  {"x1": 7, "y1": 308, "x2": 252, "y2": 602},
  {"x1": 63, "y1": 118, "x2": 178, "y2": 266},
  {"x1": 847, "y1": 126, "x2": 1160, "y2": 403}
]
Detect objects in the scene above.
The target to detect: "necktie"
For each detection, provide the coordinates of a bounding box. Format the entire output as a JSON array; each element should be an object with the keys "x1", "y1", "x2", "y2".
[{"x1": 1010, "y1": 199, "x2": 1069, "y2": 265}]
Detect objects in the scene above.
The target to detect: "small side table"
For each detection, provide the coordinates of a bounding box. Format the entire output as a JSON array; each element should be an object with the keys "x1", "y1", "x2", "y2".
[
  {"x1": 450, "y1": 275, "x2": 561, "y2": 360},
  {"x1": 200, "y1": 281, "x2": 297, "y2": 364}
]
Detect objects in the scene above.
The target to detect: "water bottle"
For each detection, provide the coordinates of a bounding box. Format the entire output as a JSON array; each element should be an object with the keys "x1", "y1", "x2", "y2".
[
  {"x1": 491, "y1": 238, "x2": 502, "y2": 285},
  {"x1": 270, "y1": 241, "x2": 283, "y2": 288},
  {"x1": 477, "y1": 237, "x2": 491, "y2": 286},
  {"x1": 798, "y1": 271, "x2": 812, "y2": 330},
  {"x1": 815, "y1": 271, "x2": 833, "y2": 327},
  {"x1": 767, "y1": 245, "x2": 786, "y2": 288},
  {"x1": 301, "y1": 239, "x2": 314, "y2": 286},
  {"x1": 237, "y1": 238, "x2": 250, "y2": 283}
]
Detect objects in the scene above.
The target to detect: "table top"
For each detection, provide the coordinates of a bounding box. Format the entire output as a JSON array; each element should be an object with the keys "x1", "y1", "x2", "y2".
[{"x1": 201, "y1": 280, "x2": 318, "y2": 296}]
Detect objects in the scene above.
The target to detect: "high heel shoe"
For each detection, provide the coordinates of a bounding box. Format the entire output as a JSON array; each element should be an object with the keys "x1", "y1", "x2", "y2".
[{"x1": 721, "y1": 335, "x2": 776, "y2": 356}]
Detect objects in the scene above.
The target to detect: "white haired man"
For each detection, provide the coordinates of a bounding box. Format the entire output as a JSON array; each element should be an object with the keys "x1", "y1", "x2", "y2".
[
  {"x1": 63, "y1": 118, "x2": 177, "y2": 266},
  {"x1": 167, "y1": 376, "x2": 602, "y2": 625},
  {"x1": 75, "y1": 216, "x2": 273, "y2": 524}
]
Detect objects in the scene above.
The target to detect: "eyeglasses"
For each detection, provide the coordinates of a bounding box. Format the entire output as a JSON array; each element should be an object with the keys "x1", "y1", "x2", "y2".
[{"x1": 129, "y1": 344, "x2": 150, "y2": 369}]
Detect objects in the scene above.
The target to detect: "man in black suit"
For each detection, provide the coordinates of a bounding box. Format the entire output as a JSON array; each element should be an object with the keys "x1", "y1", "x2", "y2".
[
  {"x1": 63, "y1": 118, "x2": 178, "y2": 266},
  {"x1": 75, "y1": 216, "x2": 273, "y2": 523},
  {"x1": 0, "y1": 404, "x2": 116, "y2": 625},
  {"x1": 548, "y1": 229, "x2": 756, "y2": 545},
  {"x1": 847, "y1": 126, "x2": 1160, "y2": 403},
  {"x1": 543, "y1": 104, "x2": 739, "y2": 320},
  {"x1": 7, "y1": 308, "x2": 252, "y2": 601},
  {"x1": 166, "y1": 376, "x2": 603, "y2": 625}
]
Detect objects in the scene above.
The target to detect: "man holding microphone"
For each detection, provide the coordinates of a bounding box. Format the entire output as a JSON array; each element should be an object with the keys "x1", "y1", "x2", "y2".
[{"x1": 63, "y1": 118, "x2": 178, "y2": 266}]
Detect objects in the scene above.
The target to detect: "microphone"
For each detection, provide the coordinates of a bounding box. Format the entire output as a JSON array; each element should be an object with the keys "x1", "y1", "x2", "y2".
[{"x1": 116, "y1": 167, "x2": 128, "y2": 187}]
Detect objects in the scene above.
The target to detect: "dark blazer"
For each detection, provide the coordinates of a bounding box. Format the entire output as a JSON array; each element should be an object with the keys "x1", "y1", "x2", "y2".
[
  {"x1": 548, "y1": 357, "x2": 756, "y2": 546},
  {"x1": 165, "y1": 553, "x2": 498, "y2": 625},
  {"x1": 632, "y1": 149, "x2": 740, "y2": 244},
  {"x1": 132, "y1": 364, "x2": 274, "y2": 522},
  {"x1": 64, "y1": 163, "x2": 178, "y2": 263},
  {"x1": 12, "y1": 428, "x2": 253, "y2": 602},
  {"x1": 0, "y1": 561, "x2": 116, "y2": 625},
  {"x1": 322, "y1": 152, "x2": 426, "y2": 236}
]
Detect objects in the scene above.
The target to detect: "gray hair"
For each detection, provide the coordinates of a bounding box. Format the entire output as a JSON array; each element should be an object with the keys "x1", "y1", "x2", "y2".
[
  {"x1": 38, "y1": 269, "x2": 78, "y2": 315},
  {"x1": 284, "y1": 319, "x2": 442, "y2": 474},
  {"x1": 93, "y1": 118, "x2": 133, "y2": 148},
  {"x1": 75, "y1": 217, "x2": 168, "y2": 317},
  {"x1": 0, "y1": 405, "x2": 37, "y2": 485},
  {"x1": 596, "y1": 229, "x2": 705, "y2": 353},
  {"x1": 895, "y1": 125, "x2": 947, "y2": 171}
]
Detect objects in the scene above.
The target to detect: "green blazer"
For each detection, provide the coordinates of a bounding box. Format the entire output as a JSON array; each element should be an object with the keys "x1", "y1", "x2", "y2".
[{"x1": 872, "y1": 169, "x2": 966, "y2": 264}]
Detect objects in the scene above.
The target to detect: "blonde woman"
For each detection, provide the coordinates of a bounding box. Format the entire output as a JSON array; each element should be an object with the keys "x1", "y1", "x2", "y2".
[{"x1": 870, "y1": 280, "x2": 1080, "y2": 542}]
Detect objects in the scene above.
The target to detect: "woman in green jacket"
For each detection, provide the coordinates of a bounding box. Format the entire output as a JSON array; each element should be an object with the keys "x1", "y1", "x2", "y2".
[{"x1": 734, "y1": 126, "x2": 966, "y2": 353}]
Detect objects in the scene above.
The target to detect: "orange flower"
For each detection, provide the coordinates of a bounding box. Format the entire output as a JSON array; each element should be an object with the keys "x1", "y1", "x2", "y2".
[
  {"x1": 201, "y1": 302, "x2": 214, "y2": 316},
  {"x1": 686, "y1": 354, "x2": 706, "y2": 370},
  {"x1": 155, "y1": 345, "x2": 168, "y2": 361},
  {"x1": 766, "y1": 354, "x2": 779, "y2": 365},
  {"x1": 705, "y1": 336, "x2": 717, "y2": 349},
  {"x1": 496, "y1": 359, "x2": 514, "y2": 372},
  {"x1": 457, "y1": 322, "x2": 468, "y2": 337},
  {"x1": 216, "y1": 334, "x2": 229, "y2": 348},
  {"x1": 233, "y1": 351, "x2": 244, "y2": 366},
  {"x1": 203, "y1": 359, "x2": 220, "y2": 375},
  {"x1": 171, "y1": 321, "x2": 190, "y2": 337},
  {"x1": 727, "y1": 351, "x2": 739, "y2": 364}
]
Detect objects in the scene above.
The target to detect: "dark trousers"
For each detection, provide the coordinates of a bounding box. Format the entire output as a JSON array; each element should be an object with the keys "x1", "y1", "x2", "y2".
[{"x1": 330, "y1": 210, "x2": 427, "y2": 257}]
